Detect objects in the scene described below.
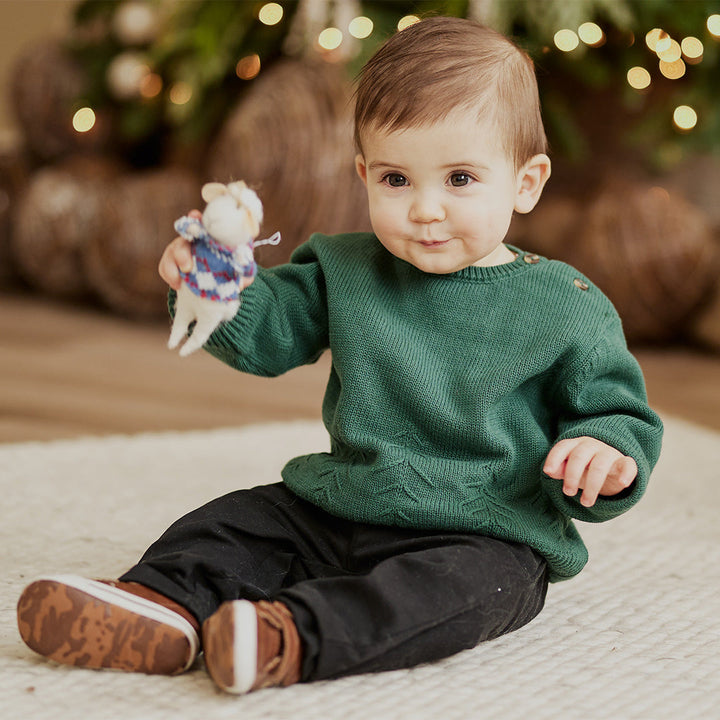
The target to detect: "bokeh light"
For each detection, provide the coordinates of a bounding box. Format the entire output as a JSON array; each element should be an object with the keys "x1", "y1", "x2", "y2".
[
  {"x1": 655, "y1": 31, "x2": 672, "y2": 54},
  {"x1": 318, "y1": 28, "x2": 343, "y2": 51},
  {"x1": 578, "y1": 22, "x2": 605, "y2": 47},
  {"x1": 554, "y1": 29, "x2": 580, "y2": 52},
  {"x1": 236, "y1": 54, "x2": 261, "y2": 80},
  {"x1": 72, "y1": 107, "x2": 96, "y2": 133},
  {"x1": 169, "y1": 81, "x2": 192, "y2": 105},
  {"x1": 645, "y1": 28, "x2": 663, "y2": 51},
  {"x1": 659, "y1": 58, "x2": 686, "y2": 79},
  {"x1": 673, "y1": 105, "x2": 697, "y2": 131},
  {"x1": 708, "y1": 14, "x2": 720, "y2": 38},
  {"x1": 681, "y1": 36, "x2": 704, "y2": 63},
  {"x1": 258, "y1": 3, "x2": 283, "y2": 26},
  {"x1": 106, "y1": 52, "x2": 150, "y2": 99},
  {"x1": 657, "y1": 38, "x2": 681, "y2": 62},
  {"x1": 349, "y1": 16, "x2": 373, "y2": 39},
  {"x1": 139, "y1": 73, "x2": 162, "y2": 98},
  {"x1": 397, "y1": 15, "x2": 420, "y2": 31},
  {"x1": 627, "y1": 66, "x2": 651, "y2": 90}
]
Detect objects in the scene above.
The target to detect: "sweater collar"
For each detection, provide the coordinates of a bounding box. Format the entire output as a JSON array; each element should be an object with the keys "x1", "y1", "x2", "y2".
[
  {"x1": 397, "y1": 245, "x2": 542, "y2": 283},
  {"x1": 446, "y1": 246, "x2": 541, "y2": 282}
]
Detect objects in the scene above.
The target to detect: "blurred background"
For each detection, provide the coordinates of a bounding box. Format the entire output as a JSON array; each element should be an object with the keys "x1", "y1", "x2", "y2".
[{"x1": 1, "y1": 0, "x2": 719, "y2": 442}]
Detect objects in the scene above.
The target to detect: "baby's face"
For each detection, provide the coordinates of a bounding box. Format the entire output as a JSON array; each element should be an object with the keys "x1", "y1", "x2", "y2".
[{"x1": 356, "y1": 108, "x2": 537, "y2": 274}]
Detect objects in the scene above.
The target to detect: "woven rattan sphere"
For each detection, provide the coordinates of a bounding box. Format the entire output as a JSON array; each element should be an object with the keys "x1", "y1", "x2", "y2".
[
  {"x1": 12, "y1": 157, "x2": 119, "y2": 299},
  {"x1": 10, "y1": 41, "x2": 107, "y2": 161},
  {"x1": 206, "y1": 59, "x2": 370, "y2": 267},
  {"x1": 83, "y1": 167, "x2": 200, "y2": 318},
  {"x1": 566, "y1": 181, "x2": 719, "y2": 343},
  {"x1": 0, "y1": 144, "x2": 29, "y2": 288}
]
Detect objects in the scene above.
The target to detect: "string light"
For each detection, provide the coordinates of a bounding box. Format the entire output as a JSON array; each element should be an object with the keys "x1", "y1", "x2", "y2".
[
  {"x1": 318, "y1": 27, "x2": 343, "y2": 51},
  {"x1": 236, "y1": 54, "x2": 261, "y2": 80},
  {"x1": 72, "y1": 107, "x2": 96, "y2": 133},
  {"x1": 349, "y1": 16, "x2": 373, "y2": 39},
  {"x1": 627, "y1": 66, "x2": 651, "y2": 90},
  {"x1": 258, "y1": 3, "x2": 283, "y2": 26},
  {"x1": 673, "y1": 105, "x2": 697, "y2": 131},
  {"x1": 708, "y1": 14, "x2": 720, "y2": 38},
  {"x1": 554, "y1": 29, "x2": 579, "y2": 52},
  {"x1": 578, "y1": 22, "x2": 605, "y2": 47},
  {"x1": 397, "y1": 15, "x2": 420, "y2": 31},
  {"x1": 551, "y1": 17, "x2": 708, "y2": 140}
]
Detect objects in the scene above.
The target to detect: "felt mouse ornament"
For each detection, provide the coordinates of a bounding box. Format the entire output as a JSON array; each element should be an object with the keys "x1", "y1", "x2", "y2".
[{"x1": 168, "y1": 180, "x2": 278, "y2": 356}]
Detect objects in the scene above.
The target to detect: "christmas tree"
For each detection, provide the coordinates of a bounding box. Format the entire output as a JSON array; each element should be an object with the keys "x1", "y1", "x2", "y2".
[{"x1": 54, "y1": 0, "x2": 718, "y2": 172}]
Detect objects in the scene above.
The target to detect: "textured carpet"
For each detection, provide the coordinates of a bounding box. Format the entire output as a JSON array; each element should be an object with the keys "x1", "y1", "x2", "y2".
[{"x1": 1, "y1": 417, "x2": 719, "y2": 720}]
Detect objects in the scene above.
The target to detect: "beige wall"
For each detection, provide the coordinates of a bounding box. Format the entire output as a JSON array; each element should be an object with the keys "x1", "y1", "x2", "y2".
[{"x1": 0, "y1": 0, "x2": 75, "y2": 140}]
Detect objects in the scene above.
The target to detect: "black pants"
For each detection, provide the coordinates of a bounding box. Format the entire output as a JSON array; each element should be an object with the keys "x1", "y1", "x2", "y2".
[{"x1": 121, "y1": 483, "x2": 548, "y2": 681}]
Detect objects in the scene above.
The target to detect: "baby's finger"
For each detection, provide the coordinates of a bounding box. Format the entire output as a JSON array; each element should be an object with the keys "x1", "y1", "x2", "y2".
[
  {"x1": 561, "y1": 441, "x2": 599, "y2": 497},
  {"x1": 174, "y1": 238, "x2": 193, "y2": 273},
  {"x1": 579, "y1": 453, "x2": 616, "y2": 507},
  {"x1": 543, "y1": 437, "x2": 581, "y2": 478},
  {"x1": 611, "y1": 456, "x2": 638, "y2": 490},
  {"x1": 159, "y1": 238, "x2": 192, "y2": 290}
]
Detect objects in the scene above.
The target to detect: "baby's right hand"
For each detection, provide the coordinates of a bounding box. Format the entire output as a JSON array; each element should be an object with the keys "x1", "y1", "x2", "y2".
[{"x1": 158, "y1": 209, "x2": 201, "y2": 290}]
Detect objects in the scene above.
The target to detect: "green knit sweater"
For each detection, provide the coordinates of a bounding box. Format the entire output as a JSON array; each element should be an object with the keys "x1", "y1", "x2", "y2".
[{"x1": 193, "y1": 232, "x2": 663, "y2": 582}]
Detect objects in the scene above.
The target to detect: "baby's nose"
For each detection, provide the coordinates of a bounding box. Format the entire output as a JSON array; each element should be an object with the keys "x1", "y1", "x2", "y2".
[{"x1": 409, "y1": 190, "x2": 446, "y2": 223}]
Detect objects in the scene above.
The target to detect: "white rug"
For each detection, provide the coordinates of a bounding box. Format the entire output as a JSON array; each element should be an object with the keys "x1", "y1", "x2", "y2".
[{"x1": 1, "y1": 417, "x2": 719, "y2": 720}]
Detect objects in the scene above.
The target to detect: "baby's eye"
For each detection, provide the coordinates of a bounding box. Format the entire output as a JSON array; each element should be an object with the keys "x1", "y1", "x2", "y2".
[
  {"x1": 450, "y1": 173, "x2": 473, "y2": 187},
  {"x1": 383, "y1": 173, "x2": 408, "y2": 187}
]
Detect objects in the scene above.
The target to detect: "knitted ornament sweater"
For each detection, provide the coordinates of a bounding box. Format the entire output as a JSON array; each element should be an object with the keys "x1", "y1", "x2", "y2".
[{"x1": 187, "y1": 232, "x2": 663, "y2": 582}]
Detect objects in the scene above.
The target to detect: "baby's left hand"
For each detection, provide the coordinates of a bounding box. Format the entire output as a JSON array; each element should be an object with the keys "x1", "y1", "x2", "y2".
[{"x1": 543, "y1": 437, "x2": 638, "y2": 508}]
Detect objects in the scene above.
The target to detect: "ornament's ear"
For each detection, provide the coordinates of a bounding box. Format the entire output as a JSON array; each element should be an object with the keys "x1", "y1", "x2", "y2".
[
  {"x1": 244, "y1": 209, "x2": 261, "y2": 238},
  {"x1": 201, "y1": 182, "x2": 228, "y2": 204},
  {"x1": 226, "y1": 181, "x2": 249, "y2": 204}
]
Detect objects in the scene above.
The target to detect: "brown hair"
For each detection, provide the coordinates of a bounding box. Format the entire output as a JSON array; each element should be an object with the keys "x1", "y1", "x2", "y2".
[{"x1": 354, "y1": 16, "x2": 548, "y2": 170}]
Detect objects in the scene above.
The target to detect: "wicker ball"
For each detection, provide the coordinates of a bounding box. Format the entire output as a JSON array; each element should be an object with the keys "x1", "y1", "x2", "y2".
[
  {"x1": 693, "y1": 284, "x2": 720, "y2": 350},
  {"x1": 10, "y1": 40, "x2": 106, "y2": 161},
  {"x1": 665, "y1": 155, "x2": 720, "y2": 233},
  {"x1": 12, "y1": 157, "x2": 120, "y2": 299},
  {"x1": 507, "y1": 192, "x2": 581, "y2": 259},
  {"x1": 0, "y1": 143, "x2": 30, "y2": 288},
  {"x1": 84, "y1": 167, "x2": 200, "y2": 318},
  {"x1": 206, "y1": 59, "x2": 370, "y2": 267},
  {"x1": 565, "y1": 181, "x2": 720, "y2": 343}
]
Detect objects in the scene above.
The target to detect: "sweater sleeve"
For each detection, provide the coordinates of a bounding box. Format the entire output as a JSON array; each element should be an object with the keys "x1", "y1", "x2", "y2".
[
  {"x1": 542, "y1": 313, "x2": 663, "y2": 523},
  {"x1": 198, "y1": 237, "x2": 330, "y2": 377}
]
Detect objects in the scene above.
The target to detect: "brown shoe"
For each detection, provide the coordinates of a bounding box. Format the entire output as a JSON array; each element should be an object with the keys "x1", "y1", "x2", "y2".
[
  {"x1": 202, "y1": 599, "x2": 302, "y2": 694},
  {"x1": 17, "y1": 575, "x2": 200, "y2": 675}
]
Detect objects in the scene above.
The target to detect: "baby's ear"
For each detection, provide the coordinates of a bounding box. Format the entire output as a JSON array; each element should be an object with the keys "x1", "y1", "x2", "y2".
[
  {"x1": 355, "y1": 154, "x2": 368, "y2": 186},
  {"x1": 514, "y1": 154, "x2": 551, "y2": 214}
]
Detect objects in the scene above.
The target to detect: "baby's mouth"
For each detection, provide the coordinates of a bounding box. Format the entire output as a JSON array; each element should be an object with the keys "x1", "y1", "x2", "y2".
[{"x1": 417, "y1": 238, "x2": 450, "y2": 247}]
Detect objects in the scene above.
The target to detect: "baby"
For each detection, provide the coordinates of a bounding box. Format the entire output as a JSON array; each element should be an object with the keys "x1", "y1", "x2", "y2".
[{"x1": 17, "y1": 17, "x2": 662, "y2": 695}]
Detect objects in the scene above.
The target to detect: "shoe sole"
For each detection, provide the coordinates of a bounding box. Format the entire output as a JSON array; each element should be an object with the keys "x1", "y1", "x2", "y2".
[
  {"x1": 17, "y1": 575, "x2": 200, "y2": 675},
  {"x1": 203, "y1": 600, "x2": 257, "y2": 694}
]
